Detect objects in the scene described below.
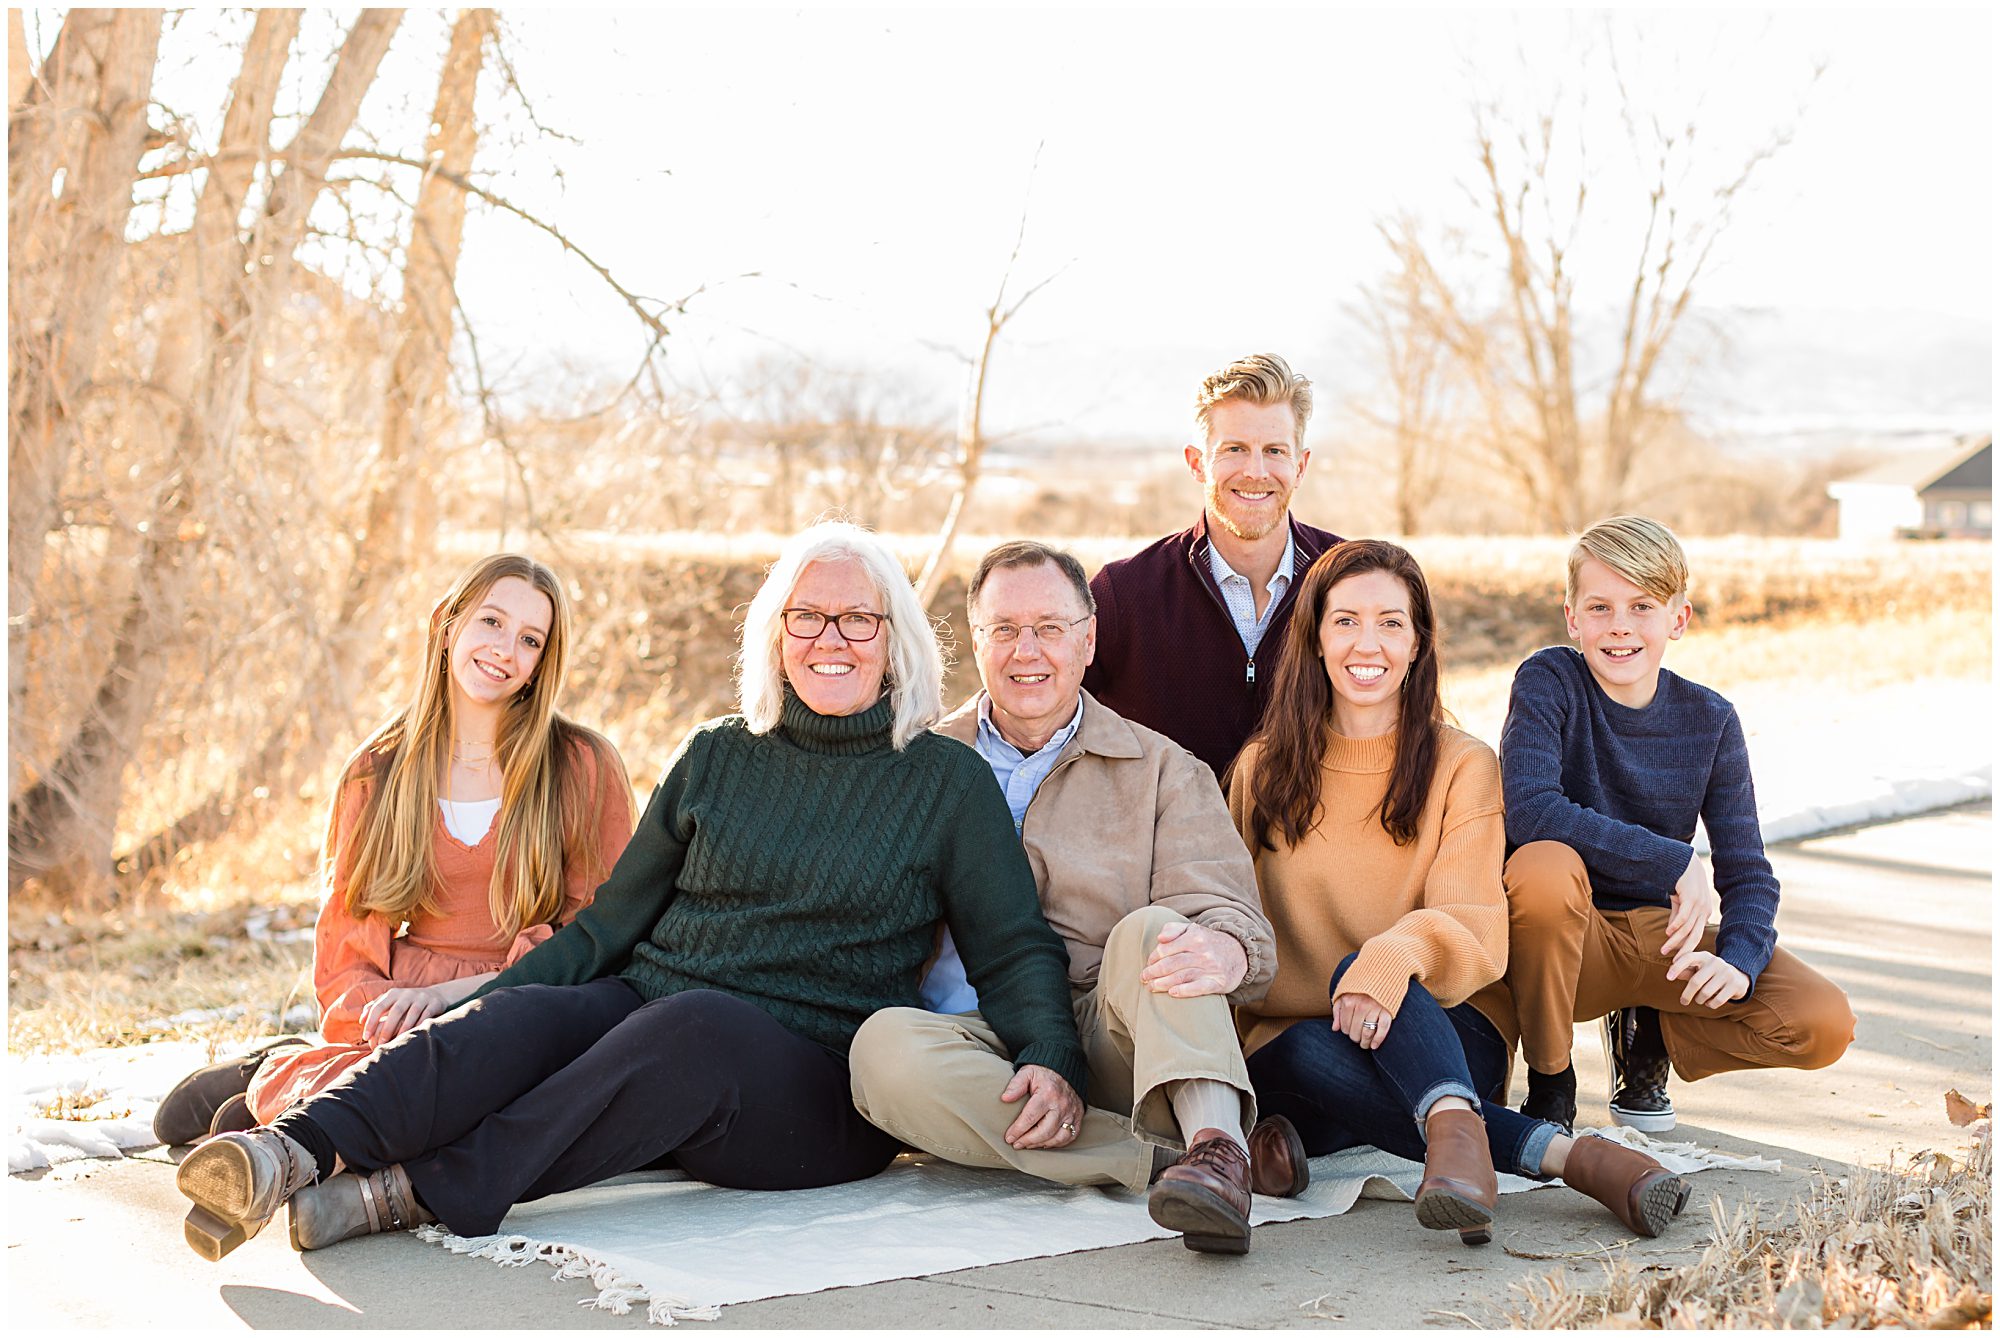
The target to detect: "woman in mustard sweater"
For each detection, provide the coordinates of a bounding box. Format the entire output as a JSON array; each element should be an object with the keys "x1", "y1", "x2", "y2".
[{"x1": 1229, "y1": 540, "x2": 1688, "y2": 1244}]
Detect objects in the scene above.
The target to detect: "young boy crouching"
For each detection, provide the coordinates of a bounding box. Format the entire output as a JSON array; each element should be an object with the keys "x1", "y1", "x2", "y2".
[{"x1": 1498, "y1": 515, "x2": 1854, "y2": 1134}]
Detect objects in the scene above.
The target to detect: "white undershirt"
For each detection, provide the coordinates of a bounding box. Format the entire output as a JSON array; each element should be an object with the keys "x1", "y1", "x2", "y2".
[{"x1": 438, "y1": 796, "x2": 500, "y2": 845}]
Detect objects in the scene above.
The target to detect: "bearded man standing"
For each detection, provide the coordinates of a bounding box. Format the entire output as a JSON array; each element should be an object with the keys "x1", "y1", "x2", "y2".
[{"x1": 1081, "y1": 353, "x2": 1342, "y2": 780}]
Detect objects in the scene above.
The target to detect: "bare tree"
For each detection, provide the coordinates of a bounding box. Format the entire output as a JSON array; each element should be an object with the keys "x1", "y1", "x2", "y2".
[
  {"x1": 9, "y1": 10, "x2": 688, "y2": 896},
  {"x1": 1350, "y1": 216, "x2": 1460, "y2": 534},
  {"x1": 10, "y1": 10, "x2": 399, "y2": 894},
  {"x1": 913, "y1": 149, "x2": 1062, "y2": 609},
  {"x1": 341, "y1": 7, "x2": 492, "y2": 620},
  {"x1": 1384, "y1": 26, "x2": 1814, "y2": 532},
  {"x1": 8, "y1": 9, "x2": 30, "y2": 110},
  {"x1": 120, "y1": 8, "x2": 499, "y2": 882},
  {"x1": 8, "y1": 10, "x2": 164, "y2": 808}
]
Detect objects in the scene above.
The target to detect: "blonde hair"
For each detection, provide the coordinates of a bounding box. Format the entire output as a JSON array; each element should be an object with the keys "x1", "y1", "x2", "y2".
[
  {"x1": 1567, "y1": 515, "x2": 1691, "y2": 606},
  {"x1": 1193, "y1": 352, "x2": 1314, "y2": 449},
  {"x1": 336, "y1": 553, "x2": 630, "y2": 941},
  {"x1": 738, "y1": 521, "x2": 944, "y2": 750}
]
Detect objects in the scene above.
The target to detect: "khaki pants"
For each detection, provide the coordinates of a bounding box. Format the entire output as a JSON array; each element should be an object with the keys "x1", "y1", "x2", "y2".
[
  {"x1": 1504, "y1": 841, "x2": 1856, "y2": 1082},
  {"x1": 849, "y1": 905, "x2": 1254, "y2": 1192}
]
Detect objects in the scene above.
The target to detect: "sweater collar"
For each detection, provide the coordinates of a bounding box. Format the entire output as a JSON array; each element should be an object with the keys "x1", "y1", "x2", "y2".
[
  {"x1": 779, "y1": 686, "x2": 896, "y2": 756},
  {"x1": 1321, "y1": 726, "x2": 1397, "y2": 773}
]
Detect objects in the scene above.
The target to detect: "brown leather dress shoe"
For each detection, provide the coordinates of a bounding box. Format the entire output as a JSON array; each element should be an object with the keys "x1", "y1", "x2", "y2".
[
  {"x1": 1247, "y1": 1115, "x2": 1310, "y2": 1198},
  {"x1": 1147, "y1": 1127, "x2": 1253, "y2": 1255},
  {"x1": 1413, "y1": 1107, "x2": 1498, "y2": 1245},
  {"x1": 289, "y1": 1164, "x2": 436, "y2": 1251},
  {"x1": 1560, "y1": 1134, "x2": 1690, "y2": 1238}
]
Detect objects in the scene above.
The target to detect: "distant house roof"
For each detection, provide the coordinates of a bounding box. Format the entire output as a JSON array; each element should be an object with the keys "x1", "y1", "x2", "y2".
[
  {"x1": 1927, "y1": 439, "x2": 1991, "y2": 493},
  {"x1": 1832, "y1": 436, "x2": 1991, "y2": 492}
]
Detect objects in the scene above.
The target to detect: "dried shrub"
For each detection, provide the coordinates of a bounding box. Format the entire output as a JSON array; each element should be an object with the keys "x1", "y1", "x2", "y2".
[{"x1": 1507, "y1": 1124, "x2": 1993, "y2": 1329}]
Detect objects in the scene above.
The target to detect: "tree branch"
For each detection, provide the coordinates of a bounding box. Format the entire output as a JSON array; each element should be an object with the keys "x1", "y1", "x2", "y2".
[{"x1": 331, "y1": 146, "x2": 674, "y2": 342}]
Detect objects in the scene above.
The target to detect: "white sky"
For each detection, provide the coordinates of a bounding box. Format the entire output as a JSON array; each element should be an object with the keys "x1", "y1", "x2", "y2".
[
  {"x1": 468, "y1": 6, "x2": 1994, "y2": 433},
  {"x1": 26, "y1": 6, "x2": 1998, "y2": 437}
]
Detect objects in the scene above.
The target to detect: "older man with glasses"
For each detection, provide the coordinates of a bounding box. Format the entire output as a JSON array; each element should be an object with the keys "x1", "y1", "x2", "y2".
[{"x1": 848, "y1": 541, "x2": 1306, "y2": 1256}]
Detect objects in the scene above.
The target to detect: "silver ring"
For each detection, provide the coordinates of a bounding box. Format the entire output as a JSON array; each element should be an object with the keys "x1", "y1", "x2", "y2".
[{"x1": 1362, "y1": 1021, "x2": 1379, "y2": 1031}]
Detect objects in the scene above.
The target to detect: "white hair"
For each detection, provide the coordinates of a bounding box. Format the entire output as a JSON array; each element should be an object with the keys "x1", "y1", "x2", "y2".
[{"x1": 738, "y1": 522, "x2": 944, "y2": 750}]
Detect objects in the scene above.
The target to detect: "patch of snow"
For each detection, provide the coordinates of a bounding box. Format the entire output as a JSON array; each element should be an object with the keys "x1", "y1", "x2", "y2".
[{"x1": 9, "y1": 1035, "x2": 321, "y2": 1174}]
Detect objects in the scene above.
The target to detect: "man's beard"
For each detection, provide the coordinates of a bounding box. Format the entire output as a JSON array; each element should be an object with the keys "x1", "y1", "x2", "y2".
[{"x1": 1206, "y1": 478, "x2": 1288, "y2": 542}]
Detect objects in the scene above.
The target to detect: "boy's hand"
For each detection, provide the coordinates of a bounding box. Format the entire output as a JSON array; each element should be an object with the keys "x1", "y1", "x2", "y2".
[
  {"x1": 1664, "y1": 950, "x2": 1748, "y2": 1008},
  {"x1": 1662, "y1": 850, "x2": 1717, "y2": 959}
]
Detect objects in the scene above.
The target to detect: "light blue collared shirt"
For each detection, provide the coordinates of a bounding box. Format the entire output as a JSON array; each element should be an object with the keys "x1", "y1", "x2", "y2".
[
  {"x1": 917, "y1": 693, "x2": 1085, "y2": 1015},
  {"x1": 1206, "y1": 528, "x2": 1297, "y2": 657}
]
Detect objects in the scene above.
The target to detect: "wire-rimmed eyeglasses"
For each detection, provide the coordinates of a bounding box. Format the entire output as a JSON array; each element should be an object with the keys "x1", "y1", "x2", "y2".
[
  {"x1": 972, "y1": 614, "x2": 1093, "y2": 646},
  {"x1": 782, "y1": 608, "x2": 887, "y2": 642}
]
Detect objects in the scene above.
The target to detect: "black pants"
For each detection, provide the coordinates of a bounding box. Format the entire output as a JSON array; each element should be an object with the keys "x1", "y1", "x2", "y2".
[{"x1": 283, "y1": 979, "x2": 901, "y2": 1237}]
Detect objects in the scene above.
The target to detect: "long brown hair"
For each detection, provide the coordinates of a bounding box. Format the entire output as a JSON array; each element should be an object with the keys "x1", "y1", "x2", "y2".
[
  {"x1": 1240, "y1": 540, "x2": 1443, "y2": 851},
  {"x1": 334, "y1": 554, "x2": 630, "y2": 940}
]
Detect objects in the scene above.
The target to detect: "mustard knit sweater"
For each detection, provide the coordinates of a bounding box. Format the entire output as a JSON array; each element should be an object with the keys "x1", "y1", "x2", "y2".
[{"x1": 1228, "y1": 723, "x2": 1515, "y2": 1056}]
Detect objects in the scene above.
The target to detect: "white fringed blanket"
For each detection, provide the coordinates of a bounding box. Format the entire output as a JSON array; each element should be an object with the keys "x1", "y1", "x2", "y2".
[{"x1": 419, "y1": 1130, "x2": 1776, "y2": 1325}]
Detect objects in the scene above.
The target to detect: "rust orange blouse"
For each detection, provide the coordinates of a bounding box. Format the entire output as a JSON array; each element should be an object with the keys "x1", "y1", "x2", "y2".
[{"x1": 312, "y1": 738, "x2": 635, "y2": 1042}]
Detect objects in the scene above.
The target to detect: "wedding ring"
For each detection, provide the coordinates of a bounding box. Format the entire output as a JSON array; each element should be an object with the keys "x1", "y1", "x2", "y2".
[
  {"x1": 1362, "y1": 1020, "x2": 1379, "y2": 1031},
  {"x1": 1060, "y1": 1120, "x2": 1077, "y2": 1132}
]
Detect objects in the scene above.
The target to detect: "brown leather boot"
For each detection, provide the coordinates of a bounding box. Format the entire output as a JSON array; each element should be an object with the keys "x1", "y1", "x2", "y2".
[
  {"x1": 1147, "y1": 1128, "x2": 1253, "y2": 1254},
  {"x1": 176, "y1": 1127, "x2": 318, "y2": 1261},
  {"x1": 1248, "y1": 1115, "x2": 1310, "y2": 1198},
  {"x1": 289, "y1": 1164, "x2": 436, "y2": 1251},
  {"x1": 1560, "y1": 1134, "x2": 1690, "y2": 1238},
  {"x1": 1413, "y1": 1107, "x2": 1498, "y2": 1245}
]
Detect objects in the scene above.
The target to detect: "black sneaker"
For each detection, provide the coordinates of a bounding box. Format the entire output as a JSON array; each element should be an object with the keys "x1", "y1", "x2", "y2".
[
  {"x1": 1604, "y1": 1007, "x2": 1676, "y2": 1133},
  {"x1": 1520, "y1": 1064, "x2": 1577, "y2": 1134}
]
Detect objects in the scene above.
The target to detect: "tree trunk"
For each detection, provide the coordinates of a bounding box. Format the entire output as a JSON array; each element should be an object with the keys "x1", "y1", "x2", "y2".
[
  {"x1": 913, "y1": 323, "x2": 996, "y2": 610},
  {"x1": 9, "y1": 10, "x2": 402, "y2": 896},
  {"x1": 127, "y1": 9, "x2": 492, "y2": 883},
  {"x1": 8, "y1": 9, "x2": 30, "y2": 110},
  {"x1": 6, "y1": 9, "x2": 162, "y2": 815},
  {"x1": 342, "y1": 7, "x2": 489, "y2": 625}
]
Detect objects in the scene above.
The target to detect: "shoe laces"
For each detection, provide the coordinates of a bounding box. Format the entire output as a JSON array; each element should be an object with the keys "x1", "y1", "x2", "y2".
[{"x1": 1179, "y1": 1133, "x2": 1249, "y2": 1173}]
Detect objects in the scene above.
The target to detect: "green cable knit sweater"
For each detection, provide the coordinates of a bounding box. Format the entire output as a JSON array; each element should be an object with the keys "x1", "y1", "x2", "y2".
[{"x1": 476, "y1": 691, "x2": 1089, "y2": 1095}]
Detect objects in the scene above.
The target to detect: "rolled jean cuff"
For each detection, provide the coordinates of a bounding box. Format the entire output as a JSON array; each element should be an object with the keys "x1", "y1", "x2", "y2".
[
  {"x1": 1511, "y1": 1120, "x2": 1562, "y2": 1180},
  {"x1": 1410, "y1": 1080, "x2": 1481, "y2": 1135}
]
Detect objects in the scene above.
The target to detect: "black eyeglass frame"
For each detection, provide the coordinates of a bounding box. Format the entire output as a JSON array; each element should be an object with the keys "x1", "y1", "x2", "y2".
[{"x1": 781, "y1": 608, "x2": 889, "y2": 642}]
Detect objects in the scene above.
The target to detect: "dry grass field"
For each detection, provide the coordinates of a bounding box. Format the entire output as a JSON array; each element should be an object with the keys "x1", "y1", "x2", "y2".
[{"x1": 7, "y1": 537, "x2": 1990, "y2": 1065}]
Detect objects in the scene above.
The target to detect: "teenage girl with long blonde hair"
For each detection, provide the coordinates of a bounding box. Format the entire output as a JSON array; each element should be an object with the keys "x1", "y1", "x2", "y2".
[{"x1": 154, "y1": 554, "x2": 634, "y2": 1142}]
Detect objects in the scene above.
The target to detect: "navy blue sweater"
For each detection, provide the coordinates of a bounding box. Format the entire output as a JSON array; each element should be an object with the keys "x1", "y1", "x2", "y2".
[{"x1": 1498, "y1": 646, "x2": 1779, "y2": 986}]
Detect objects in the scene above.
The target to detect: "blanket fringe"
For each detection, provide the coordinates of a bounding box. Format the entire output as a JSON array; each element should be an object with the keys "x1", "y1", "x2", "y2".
[{"x1": 414, "y1": 1225, "x2": 721, "y2": 1324}]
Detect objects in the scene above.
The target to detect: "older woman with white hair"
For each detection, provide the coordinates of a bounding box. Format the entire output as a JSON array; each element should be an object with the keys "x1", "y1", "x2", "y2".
[{"x1": 174, "y1": 522, "x2": 1085, "y2": 1259}]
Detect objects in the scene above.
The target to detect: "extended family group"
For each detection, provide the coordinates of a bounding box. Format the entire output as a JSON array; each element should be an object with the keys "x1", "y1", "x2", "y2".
[{"x1": 159, "y1": 353, "x2": 1854, "y2": 1264}]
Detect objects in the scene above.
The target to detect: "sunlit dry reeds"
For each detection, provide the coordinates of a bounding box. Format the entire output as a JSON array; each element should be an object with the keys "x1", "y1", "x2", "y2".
[{"x1": 1507, "y1": 1114, "x2": 1992, "y2": 1329}]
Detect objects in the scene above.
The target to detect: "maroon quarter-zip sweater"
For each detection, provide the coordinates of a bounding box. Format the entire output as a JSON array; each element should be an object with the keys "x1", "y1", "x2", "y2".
[{"x1": 1082, "y1": 513, "x2": 1341, "y2": 782}]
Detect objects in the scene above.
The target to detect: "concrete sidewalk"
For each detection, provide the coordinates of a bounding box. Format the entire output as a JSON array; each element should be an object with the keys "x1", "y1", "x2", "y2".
[{"x1": 9, "y1": 803, "x2": 1991, "y2": 1330}]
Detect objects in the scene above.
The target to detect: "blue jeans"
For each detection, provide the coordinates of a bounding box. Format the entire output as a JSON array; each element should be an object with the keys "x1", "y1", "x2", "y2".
[{"x1": 1246, "y1": 954, "x2": 1560, "y2": 1179}]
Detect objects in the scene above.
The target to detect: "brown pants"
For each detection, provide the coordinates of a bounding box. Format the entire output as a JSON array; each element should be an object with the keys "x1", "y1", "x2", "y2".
[
  {"x1": 1504, "y1": 841, "x2": 1855, "y2": 1082},
  {"x1": 848, "y1": 905, "x2": 1254, "y2": 1193}
]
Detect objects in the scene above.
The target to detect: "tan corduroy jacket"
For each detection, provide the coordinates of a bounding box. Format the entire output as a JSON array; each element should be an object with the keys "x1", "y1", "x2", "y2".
[{"x1": 938, "y1": 690, "x2": 1276, "y2": 1004}]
